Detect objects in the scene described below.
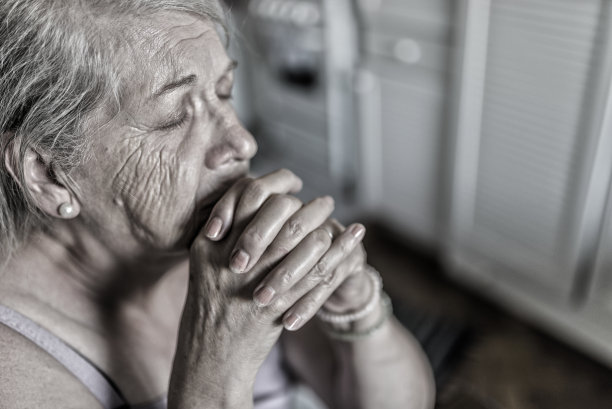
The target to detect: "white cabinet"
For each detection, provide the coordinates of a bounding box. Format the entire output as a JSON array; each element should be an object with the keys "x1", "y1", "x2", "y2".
[
  {"x1": 445, "y1": 0, "x2": 612, "y2": 364},
  {"x1": 591, "y1": 190, "x2": 612, "y2": 312},
  {"x1": 238, "y1": 0, "x2": 359, "y2": 206},
  {"x1": 356, "y1": 0, "x2": 454, "y2": 246}
]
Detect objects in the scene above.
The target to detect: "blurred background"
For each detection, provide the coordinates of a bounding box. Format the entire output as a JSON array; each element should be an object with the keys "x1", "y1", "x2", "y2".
[{"x1": 224, "y1": 0, "x2": 612, "y2": 407}]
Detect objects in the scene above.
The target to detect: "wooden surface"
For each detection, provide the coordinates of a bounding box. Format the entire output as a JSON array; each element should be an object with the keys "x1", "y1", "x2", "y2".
[{"x1": 363, "y1": 223, "x2": 612, "y2": 409}]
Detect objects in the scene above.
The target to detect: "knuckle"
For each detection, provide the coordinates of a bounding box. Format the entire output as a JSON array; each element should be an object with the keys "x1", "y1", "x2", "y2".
[
  {"x1": 242, "y1": 227, "x2": 265, "y2": 247},
  {"x1": 313, "y1": 260, "x2": 328, "y2": 278},
  {"x1": 269, "y1": 296, "x2": 290, "y2": 314},
  {"x1": 310, "y1": 228, "x2": 332, "y2": 248},
  {"x1": 279, "y1": 268, "x2": 297, "y2": 286},
  {"x1": 320, "y1": 270, "x2": 336, "y2": 287},
  {"x1": 244, "y1": 180, "x2": 267, "y2": 202},
  {"x1": 340, "y1": 237, "x2": 354, "y2": 254},
  {"x1": 287, "y1": 217, "x2": 305, "y2": 238},
  {"x1": 268, "y1": 194, "x2": 302, "y2": 211},
  {"x1": 268, "y1": 243, "x2": 291, "y2": 260},
  {"x1": 249, "y1": 227, "x2": 265, "y2": 242},
  {"x1": 303, "y1": 294, "x2": 325, "y2": 315}
]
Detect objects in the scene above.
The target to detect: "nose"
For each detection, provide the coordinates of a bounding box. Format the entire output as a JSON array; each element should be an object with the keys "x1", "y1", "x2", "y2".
[{"x1": 204, "y1": 123, "x2": 258, "y2": 169}]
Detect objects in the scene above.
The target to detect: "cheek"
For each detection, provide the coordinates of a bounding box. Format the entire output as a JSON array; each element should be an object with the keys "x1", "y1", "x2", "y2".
[{"x1": 111, "y1": 138, "x2": 199, "y2": 248}]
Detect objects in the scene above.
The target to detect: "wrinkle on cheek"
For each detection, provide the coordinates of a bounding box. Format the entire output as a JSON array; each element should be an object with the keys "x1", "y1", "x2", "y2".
[{"x1": 111, "y1": 138, "x2": 197, "y2": 248}]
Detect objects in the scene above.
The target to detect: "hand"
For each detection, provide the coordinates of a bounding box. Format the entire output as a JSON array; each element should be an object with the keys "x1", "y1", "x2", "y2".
[
  {"x1": 201, "y1": 169, "x2": 373, "y2": 332},
  {"x1": 169, "y1": 169, "x2": 343, "y2": 407},
  {"x1": 252, "y1": 218, "x2": 374, "y2": 331}
]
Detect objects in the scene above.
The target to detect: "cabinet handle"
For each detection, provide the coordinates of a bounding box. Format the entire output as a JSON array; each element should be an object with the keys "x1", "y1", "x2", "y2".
[{"x1": 393, "y1": 38, "x2": 422, "y2": 65}]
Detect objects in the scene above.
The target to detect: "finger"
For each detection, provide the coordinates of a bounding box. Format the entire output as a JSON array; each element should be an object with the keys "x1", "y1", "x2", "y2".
[
  {"x1": 252, "y1": 226, "x2": 333, "y2": 306},
  {"x1": 229, "y1": 194, "x2": 303, "y2": 273},
  {"x1": 319, "y1": 218, "x2": 343, "y2": 242},
  {"x1": 252, "y1": 196, "x2": 335, "y2": 273},
  {"x1": 203, "y1": 169, "x2": 302, "y2": 241},
  {"x1": 283, "y1": 261, "x2": 367, "y2": 331},
  {"x1": 234, "y1": 169, "x2": 303, "y2": 225},
  {"x1": 281, "y1": 223, "x2": 366, "y2": 331},
  {"x1": 202, "y1": 177, "x2": 251, "y2": 240},
  {"x1": 254, "y1": 223, "x2": 364, "y2": 310},
  {"x1": 252, "y1": 218, "x2": 342, "y2": 293}
]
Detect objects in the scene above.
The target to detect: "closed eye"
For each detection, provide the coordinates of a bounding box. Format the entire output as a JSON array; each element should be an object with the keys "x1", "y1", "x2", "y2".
[{"x1": 157, "y1": 111, "x2": 188, "y2": 131}]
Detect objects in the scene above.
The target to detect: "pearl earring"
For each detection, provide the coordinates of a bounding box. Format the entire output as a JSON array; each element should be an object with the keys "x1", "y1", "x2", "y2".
[{"x1": 58, "y1": 203, "x2": 74, "y2": 217}]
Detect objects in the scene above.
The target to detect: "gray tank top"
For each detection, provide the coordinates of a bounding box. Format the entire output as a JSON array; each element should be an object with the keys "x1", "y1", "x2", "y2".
[{"x1": 0, "y1": 304, "x2": 293, "y2": 409}]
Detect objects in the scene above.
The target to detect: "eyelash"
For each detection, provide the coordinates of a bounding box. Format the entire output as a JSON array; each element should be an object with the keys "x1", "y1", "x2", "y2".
[
  {"x1": 158, "y1": 112, "x2": 188, "y2": 131},
  {"x1": 156, "y1": 85, "x2": 233, "y2": 131}
]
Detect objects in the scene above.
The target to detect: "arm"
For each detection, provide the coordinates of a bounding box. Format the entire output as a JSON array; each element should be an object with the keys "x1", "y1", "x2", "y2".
[
  {"x1": 194, "y1": 169, "x2": 434, "y2": 408},
  {"x1": 283, "y1": 302, "x2": 435, "y2": 409},
  {"x1": 169, "y1": 170, "x2": 344, "y2": 409}
]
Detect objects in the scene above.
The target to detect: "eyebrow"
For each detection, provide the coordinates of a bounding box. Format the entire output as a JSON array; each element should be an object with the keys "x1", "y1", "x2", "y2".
[
  {"x1": 152, "y1": 60, "x2": 238, "y2": 99},
  {"x1": 153, "y1": 74, "x2": 197, "y2": 99}
]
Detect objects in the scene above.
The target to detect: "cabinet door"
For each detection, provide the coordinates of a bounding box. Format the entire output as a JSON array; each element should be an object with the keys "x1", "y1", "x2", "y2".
[
  {"x1": 356, "y1": 0, "x2": 453, "y2": 245},
  {"x1": 588, "y1": 164, "x2": 612, "y2": 314},
  {"x1": 357, "y1": 64, "x2": 447, "y2": 245},
  {"x1": 446, "y1": 0, "x2": 612, "y2": 300}
]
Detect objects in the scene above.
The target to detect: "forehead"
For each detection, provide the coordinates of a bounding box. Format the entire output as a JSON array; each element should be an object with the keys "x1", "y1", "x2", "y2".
[{"x1": 121, "y1": 12, "x2": 229, "y2": 102}]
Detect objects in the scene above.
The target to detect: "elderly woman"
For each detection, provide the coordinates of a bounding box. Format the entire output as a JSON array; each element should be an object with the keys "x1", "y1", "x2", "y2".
[{"x1": 0, "y1": 1, "x2": 434, "y2": 408}]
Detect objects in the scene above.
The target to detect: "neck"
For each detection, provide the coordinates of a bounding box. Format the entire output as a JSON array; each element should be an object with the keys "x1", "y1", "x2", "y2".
[
  {"x1": 0, "y1": 223, "x2": 188, "y2": 330},
  {"x1": 0, "y1": 226, "x2": 189, "y2": 403}
]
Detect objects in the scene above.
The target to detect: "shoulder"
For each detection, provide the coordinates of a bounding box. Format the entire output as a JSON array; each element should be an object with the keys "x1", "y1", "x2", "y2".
[{"x1": 0, "y1": 323, "x2": 103, "y2": 409}]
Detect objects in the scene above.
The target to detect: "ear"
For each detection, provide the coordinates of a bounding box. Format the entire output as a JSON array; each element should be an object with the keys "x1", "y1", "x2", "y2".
[{"x1": 4, "y1": 142, "x2": 80, "y2": 219}]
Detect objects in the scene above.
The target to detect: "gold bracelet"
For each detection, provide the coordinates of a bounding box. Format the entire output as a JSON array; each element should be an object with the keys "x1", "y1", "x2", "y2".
[{"x1": 321, "y1": 292, "x2": 393, "y2": 342}]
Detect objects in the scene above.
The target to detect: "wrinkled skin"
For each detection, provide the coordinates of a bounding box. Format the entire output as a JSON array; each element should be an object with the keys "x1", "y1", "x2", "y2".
[
  {"x1": 63, "y1": 12, "x2": 371, "y2": 405},
  {"x1": 73, "y1": 13, "x2": 256, "y2": 258},
  {"x1": 0, "y1": 10, "x2": 434, "y2": 409}
]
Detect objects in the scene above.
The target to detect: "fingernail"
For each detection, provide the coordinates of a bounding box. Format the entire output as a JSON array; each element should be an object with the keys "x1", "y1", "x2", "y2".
[
  {"x1": 349, "y1": 224, "x2": 365, "y2": 240},
  {"x1": 205, "y1": 217, "x2": 223, "y2": 239},
  {"x1": 230, "y1": 249, "x2": 250, "y2": 273},
  {"x1": 253, "y1": 285, "x2": 275, "y2": 307},
  {"x1": 284, "y1": 312, "x2": 302, "y2": 331}
]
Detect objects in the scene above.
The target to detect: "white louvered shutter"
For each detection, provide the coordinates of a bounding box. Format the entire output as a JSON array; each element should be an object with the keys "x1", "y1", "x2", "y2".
[{"x1": 449, "y1": 0, "x2": 612, "y2": 299}]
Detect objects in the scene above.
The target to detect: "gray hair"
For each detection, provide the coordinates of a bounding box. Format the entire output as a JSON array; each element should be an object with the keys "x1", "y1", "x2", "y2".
[{"x1": 0, "y1": 0, "x2": 226, "y2": 262}]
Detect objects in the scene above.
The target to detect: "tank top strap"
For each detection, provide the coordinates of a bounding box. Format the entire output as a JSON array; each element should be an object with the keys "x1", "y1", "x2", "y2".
[{"x1": 0, "y1": 304, "x2": 128, "y2": 409}]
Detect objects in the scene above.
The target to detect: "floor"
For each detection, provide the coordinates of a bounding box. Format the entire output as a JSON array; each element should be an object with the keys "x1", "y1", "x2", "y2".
[{"x1": 362, "y1": 223, "x2": 612, "y2": 409}]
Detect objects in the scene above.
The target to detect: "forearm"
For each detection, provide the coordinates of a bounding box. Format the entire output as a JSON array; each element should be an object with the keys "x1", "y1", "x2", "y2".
[
  {"x1": 326, "y1": 303, "x2": 435, "y2": 409},
  {"x1": 167, "y1": 278, "x2": 260, "y2": 409},
  {"x1": 167, "y1": 318, "x2": 257, "y2": 409},
  {"x1": 168, "y1": 374, "x2": 253, "y2": 409}
]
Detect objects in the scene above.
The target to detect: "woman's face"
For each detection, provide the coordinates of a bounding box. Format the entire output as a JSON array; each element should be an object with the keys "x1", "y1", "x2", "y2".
[{"x1": 73, "y1": 12, "x2": 257, "y2": 257}]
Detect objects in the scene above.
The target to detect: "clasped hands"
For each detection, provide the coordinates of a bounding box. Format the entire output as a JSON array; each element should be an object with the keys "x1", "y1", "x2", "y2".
[{"x1": 192, "y1": 168, "x2": 374, "y2": 333}]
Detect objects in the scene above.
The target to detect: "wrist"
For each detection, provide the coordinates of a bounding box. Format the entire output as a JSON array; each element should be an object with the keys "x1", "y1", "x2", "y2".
[
  {"x1": 320, "y1": 292, "x2": 393, "y2": 341},
  {"x1": 323, "y1": 269, "x2": 374, "y2": 314},
  {"x1": 169, "y1": 370, "x2": 254, "y2": 409}
]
